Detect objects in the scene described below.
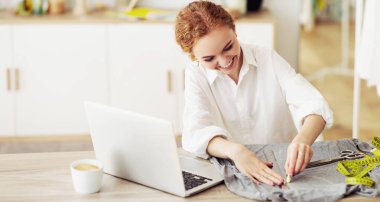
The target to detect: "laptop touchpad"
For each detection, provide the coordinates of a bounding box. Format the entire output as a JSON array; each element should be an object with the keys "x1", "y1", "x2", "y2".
[{"x1": 179, "y1": 157, "x2": 211, "y2": 172}]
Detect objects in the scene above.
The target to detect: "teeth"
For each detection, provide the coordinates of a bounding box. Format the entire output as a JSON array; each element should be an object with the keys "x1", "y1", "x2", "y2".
[{"x1": 220, "y1": 57, "x2": 233, "y2": 69}]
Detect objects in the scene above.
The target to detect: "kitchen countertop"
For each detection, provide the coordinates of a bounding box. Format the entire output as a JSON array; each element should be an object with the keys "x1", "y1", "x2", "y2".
[{"x1": 0, "y1": 9, "x2": 275, "y2": 24}]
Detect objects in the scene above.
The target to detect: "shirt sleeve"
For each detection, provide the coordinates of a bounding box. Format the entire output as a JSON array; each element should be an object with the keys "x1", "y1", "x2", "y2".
[
  {"x1": 182, "y1": 65, "x2": 231, "y2": 159},
  {"x1": 271, "y1": 50, "x2": 333, "y2": 131}
]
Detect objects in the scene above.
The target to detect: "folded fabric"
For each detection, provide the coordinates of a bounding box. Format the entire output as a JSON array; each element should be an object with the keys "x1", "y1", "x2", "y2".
[{"x1": 210, "y1": 139, "x2": 380, "y2": 202}]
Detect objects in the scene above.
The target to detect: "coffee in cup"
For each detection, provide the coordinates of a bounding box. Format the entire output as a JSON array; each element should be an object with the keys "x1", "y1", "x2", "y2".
[
  {"x1": 74, "y1": 163, "x2": 99, "y2": 171},
  {"x1": 70, "y1": 159, "x2": 103, "y2": 194}
]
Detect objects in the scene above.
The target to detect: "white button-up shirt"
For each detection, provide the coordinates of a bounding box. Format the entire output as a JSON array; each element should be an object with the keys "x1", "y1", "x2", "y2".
[{"x1": 182, "y1": 43, "x2": 333, "y2": 158}]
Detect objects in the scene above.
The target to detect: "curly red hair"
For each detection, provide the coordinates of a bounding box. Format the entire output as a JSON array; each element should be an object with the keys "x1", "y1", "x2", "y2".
[{"x1": 175, "y1": 1, "x2": 235, "y2": 60}]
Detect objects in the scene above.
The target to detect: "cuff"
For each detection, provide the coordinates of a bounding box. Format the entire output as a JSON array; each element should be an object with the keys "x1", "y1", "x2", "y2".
[
  {"x1": 182, "y1": 126, "x2": 230, "y2": 159},
  {"x1": 296, "y1": 100, "x2": 334, "y2": 131}
]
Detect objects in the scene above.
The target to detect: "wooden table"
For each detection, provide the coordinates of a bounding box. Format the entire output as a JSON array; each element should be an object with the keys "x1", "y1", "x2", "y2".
[{"x1": 0, "y1": 151, "x2": 378, "y2": 202}]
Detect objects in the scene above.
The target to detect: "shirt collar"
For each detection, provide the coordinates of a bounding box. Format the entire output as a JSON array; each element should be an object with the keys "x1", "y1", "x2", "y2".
[
  {"x1": 203, "y1": 42, "x2": 258, "y2": 85},
  {"x1": 240, "y1": 43, "x2": 258, "y2": 67}
]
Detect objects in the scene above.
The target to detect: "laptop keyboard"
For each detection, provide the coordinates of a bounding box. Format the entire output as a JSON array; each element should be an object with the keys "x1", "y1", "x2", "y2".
[{"x1": 182, "y1": 171, "x2": 212, "y2": 191}]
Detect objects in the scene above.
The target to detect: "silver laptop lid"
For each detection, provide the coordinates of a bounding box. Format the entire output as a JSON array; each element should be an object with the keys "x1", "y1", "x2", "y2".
[{"x1": 84, "y1": 102, "x2": 186, "y2": 197}]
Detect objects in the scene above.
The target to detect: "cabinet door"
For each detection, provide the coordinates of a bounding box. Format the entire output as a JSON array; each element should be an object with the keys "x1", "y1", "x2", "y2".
[
  {"x1": 0, "y1": 25, "x2": 15, "y2": 135},
  {"x1": 236, "y1": 23, "x2": 274, "y2": 48},
  {"x1": 13, "y1": 25, "x2": 108, "y2": 135},
  {"x1": 109, "y1": 24, "x2": 184, "y2": 134},
  {"x1": 176, "y1": 54, "x2": 188, "y2": 134}
]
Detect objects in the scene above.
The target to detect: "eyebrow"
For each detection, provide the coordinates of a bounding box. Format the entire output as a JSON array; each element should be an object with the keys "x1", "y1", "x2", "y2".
[{"x1": 201, "y1": 40, "x2": 232, "y2": 59}]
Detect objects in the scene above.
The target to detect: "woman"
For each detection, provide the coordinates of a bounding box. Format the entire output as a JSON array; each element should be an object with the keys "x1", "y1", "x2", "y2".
[{"x1": 175, "y1": 1, "x2": 333, "y2": 186}]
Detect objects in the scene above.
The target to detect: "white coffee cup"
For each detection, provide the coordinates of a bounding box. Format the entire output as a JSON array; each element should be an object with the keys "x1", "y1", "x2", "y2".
[{"x1": 70, "y1": 159, "x2": 103, "y2": 194}]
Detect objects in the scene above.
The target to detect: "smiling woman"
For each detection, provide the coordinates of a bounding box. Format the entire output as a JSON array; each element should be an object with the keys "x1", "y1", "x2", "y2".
[
  {"x1": 175, "y1": 1, "x2": 333, "y2": 187},
  {"x1": 175, "y1": 1, "x2": 242, "y2": 83},
  {"x1": 192, "y1": 26, "x2": 242, "y2": 83}
]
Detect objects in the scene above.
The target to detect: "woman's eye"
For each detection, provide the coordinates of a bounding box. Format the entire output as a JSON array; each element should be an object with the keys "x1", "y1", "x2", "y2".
[
  {"x1": 223, "y1": 44, "x2": 233, "y2": 51},
  {"x1": 204, "y1": 57, "x2": 214, "y2": 62}
]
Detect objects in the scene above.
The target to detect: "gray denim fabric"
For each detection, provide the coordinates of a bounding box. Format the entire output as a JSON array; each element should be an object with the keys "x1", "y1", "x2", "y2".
[{"x1": 210, "y1": 139, "x2": 380, "y2": 202}]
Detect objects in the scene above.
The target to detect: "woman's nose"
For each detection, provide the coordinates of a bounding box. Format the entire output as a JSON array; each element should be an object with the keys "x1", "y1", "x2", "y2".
[{"x1": 217, "y1": 56, "x2": 232, "y2": 67}]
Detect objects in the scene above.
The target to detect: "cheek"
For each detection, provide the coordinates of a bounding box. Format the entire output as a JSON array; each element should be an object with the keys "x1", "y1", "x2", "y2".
[{"x1": 228, "y1": 46, "x2": 241, "y2": 56}]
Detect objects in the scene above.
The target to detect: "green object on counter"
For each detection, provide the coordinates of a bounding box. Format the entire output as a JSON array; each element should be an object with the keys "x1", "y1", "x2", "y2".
[
  {"x1": 17, "y1": 1, "x2": 31, "y2": 16},
  {"x1": 120, "y1": 7, "x2": 176, "y2": 21}
]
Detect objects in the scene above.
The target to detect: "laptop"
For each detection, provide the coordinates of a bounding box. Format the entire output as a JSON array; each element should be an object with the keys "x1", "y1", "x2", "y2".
[{"x1": 84, "y1": 101, "x2": 223, "y2": 197}]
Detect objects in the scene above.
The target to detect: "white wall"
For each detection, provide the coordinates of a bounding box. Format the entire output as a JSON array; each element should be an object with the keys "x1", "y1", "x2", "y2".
[
  {"x1": 263, "y1": 0, "x2": 301, "y2": 70},
  {"x1": 135, "y1": 0, "x2": 192, "y2": 9},
  {"x1": 133, "y1": 0, "x2": 301, "y2": 70}
]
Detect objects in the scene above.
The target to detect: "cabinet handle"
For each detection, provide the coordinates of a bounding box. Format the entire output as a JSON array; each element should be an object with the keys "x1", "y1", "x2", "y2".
[
  {"x1": 167, "y1": 70, "x2": 172, "y2": 93},
  {"x1": 15, "y1": 68, "x2": 20, "y2": 91},
  {"x1": 6, "y1": 68, "x2": 11, "y2": 91},
  {"x1": 183, "y1": 69, "x2": 185, "y2": 91}
]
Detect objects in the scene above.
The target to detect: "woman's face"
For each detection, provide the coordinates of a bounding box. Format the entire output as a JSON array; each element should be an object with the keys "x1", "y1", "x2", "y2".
[{"x1": 192, "y1": 25, "x2": 242, "y2": 76}]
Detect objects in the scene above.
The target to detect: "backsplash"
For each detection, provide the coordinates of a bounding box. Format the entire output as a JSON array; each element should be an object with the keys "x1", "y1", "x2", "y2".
[
  {"x1": 0, "y1": 0, "x2": 180, "y2": 10},
  {"x1": 0, "y1": 0, "x2": 115, "y2": 11},
  {"x1": 0, "y1": 0, "x2": 247, "y2": 11}
]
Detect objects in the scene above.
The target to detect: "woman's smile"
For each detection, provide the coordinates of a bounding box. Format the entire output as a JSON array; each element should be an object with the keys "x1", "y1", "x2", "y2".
[{"x1": 218, "y1": 55, "x2": 236, "y2": 71}]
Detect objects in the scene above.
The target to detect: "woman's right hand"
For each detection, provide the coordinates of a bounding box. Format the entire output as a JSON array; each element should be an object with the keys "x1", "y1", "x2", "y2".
[{"x1": 229, "y1": 145, "x2": 284, "y2": 186}]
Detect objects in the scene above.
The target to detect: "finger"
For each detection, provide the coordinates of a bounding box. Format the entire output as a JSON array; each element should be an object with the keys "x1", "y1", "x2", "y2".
[
  {"x1": 300, "y1": 149, "x2": 310, "y2": 172},
  {"x1": 248, "y1": 174, "x2": 261, "y2": 185},
  {"x1": 265, "y1": 161, "x2": 273, "y2": 168},
  {"x1": 265, "y1": 167, "x2": 283, "y2": 183},
  {"x1": 252, "y1": 172, "x2": 274, "y2": 186},
  {"x1": 242, "y1": 172, "x2": 260, "y2": 185},
  {"x1": 285, "y1": 158, "x2": 290, "y2": 175},
  {"x1": 285, "y1": 145, "x2": 294, "y2": 175},
  {"x1": 263, "y1": 167, "x2": 284, "y2": 185},
  {"x1": 301, "y1": 148, "x2": 313, "y2": 171},
  {"x1": 295, "y1": 148, "x2": 305, "y2": 175},
  {"x1": 288, "y1": 145, "x2": 298, "y2": 176}
]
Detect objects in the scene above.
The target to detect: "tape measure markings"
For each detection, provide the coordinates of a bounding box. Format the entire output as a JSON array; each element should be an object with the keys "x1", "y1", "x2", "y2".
[
  {"x1": 371, "y1": 137, "x2": 380, "y2": 149},
  {"x1": 336, "y1": 137, "x2": 380, "y2": 187}
]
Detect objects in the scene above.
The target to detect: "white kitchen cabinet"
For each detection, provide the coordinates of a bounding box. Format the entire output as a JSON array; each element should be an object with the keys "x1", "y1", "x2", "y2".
[
  {"x1": 0, "y1": 25, "x2": 15, "y2": 136},
  {"x1": 108, "y1": 24, "x2": 187, "y2": 134},
  {"x1": 10, "y1": 25, "x2": 108, "y2": 135},
  {"x1": 0, "y1": 16, "x2": 274, "y2": 136}
]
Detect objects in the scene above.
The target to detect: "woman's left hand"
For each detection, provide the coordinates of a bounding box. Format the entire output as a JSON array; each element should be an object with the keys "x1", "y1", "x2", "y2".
[{"x1": 285, "y1": 141, "x2": 313, "y2": 177}]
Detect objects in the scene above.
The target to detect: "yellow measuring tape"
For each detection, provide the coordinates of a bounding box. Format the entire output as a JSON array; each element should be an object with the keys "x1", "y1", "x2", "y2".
[
  {"x1": 371, "y1": 137, "x2": 380, "y2": 156},
  {"x1": 336, "y1": 137, "x2": 380, "y2": 186}
]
